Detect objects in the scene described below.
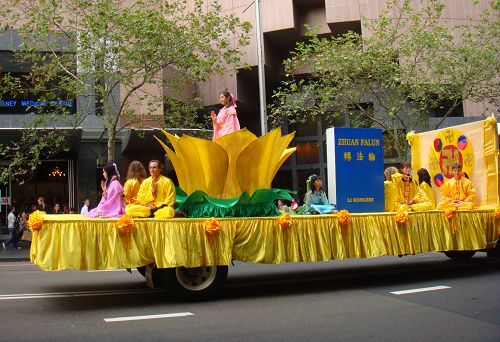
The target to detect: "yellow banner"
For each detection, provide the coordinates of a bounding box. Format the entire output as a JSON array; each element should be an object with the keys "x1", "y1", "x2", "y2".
[{"x1": 409, "y1": 117, "x2": 499, "y2": 207}]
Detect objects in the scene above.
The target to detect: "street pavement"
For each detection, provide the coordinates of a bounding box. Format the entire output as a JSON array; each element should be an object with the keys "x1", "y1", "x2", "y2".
[
  {"x1": 0, "y1": 253, "x2": 498, "y2": 341},
  {"x1": 0, "y1": 240, "x2": 30, "y2": 261}
]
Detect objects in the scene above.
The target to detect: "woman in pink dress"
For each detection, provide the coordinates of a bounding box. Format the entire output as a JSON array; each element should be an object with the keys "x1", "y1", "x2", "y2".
[
  {"x1": 211, "y1": 90, "x2": 240, "y2": 141},
  {"x1": 86, "y1": 163, "x2": 124, "y2": 218}
]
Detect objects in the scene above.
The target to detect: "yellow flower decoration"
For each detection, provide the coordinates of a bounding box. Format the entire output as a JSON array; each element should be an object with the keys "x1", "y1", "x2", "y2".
[
  {"x1": 444, "y1": 207, "x2": 457, "y2": 221},
  {"x1": 27, "y1": 210, "x2": 44, "y2": 232},
  {"x1": 337, "y1": 210, "x2": 351, "y2": 226},
  {"x1": 204, "y1": 217, "x2": 220, "y2": 235},
  {"x1": 485, "y1": 115, "x2": 496, "y2": 127},
  {"x1": 277, "y1": 212, "x2": 293, "y2": 229},
  {"x1": 115, "y1": 215, "x2": 134, "y2": 235},
  {"x1": 406, "y1": 130, "x2": 416, "y2": 145},
  {"x1": 394, "y1": 209, "x2": 408, "y2": 224},
  {"x1": 495, "y1": 206, "x2": 500, "y2": 219},
  {"x1": 155, "y1": 128, "x2": 296, "y2": 199}
]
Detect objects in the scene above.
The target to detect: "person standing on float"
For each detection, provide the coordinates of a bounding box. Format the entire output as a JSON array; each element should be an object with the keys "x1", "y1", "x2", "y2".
[{"x1": 211, "y1": 90, "x2": 240, "y2": 141}]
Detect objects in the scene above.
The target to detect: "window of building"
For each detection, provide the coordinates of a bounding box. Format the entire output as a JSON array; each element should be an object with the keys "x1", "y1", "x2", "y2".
[
  {"x1": 292, "y1": 114, "x2": 319, "y2": 137},
  {"x1": 272, "y1": 170, "x2": 293, "y2": 190},
  {"x1": 296, "y1": 141, "x2": 320, "y2": 164}
]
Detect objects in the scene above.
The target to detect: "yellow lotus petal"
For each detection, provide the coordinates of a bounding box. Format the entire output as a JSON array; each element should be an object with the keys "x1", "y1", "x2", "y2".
[
  {"x1": 215, "y1": 128, "x2": 257, "y2": 198},
  {"x1": 237, "y1": 128, "x2": 293, "y2": 194},
  {"x1": 273, "y1": 147, "x2": 297, "y2": 177},
  {"x1": 172, "y1": 135, "x2": 228, "y2": 197},
  {"x1": 154, "y1": 136, "x2": 189, "y2": 192},
  {"x1": 271, "y1": 132, "x2": 295, "y2": 177}
]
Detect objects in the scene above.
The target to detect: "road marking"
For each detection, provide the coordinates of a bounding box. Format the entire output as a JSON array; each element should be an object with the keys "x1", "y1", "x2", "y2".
[
  {"x1": 104, "y1": 312, "x2": 194, "y2": 323},
  {"x1": 390, "y1": 285, "x2": 451, "y2": 295},
  {"x1": 0, "y1": 288, "x2": 162, "y2": 301},
  {"x1": 0, "y1": 263, "x2": 35, "y2": 267}
]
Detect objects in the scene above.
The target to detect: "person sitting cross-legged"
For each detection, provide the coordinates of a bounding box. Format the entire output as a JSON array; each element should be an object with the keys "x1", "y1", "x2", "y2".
[
  {"x1": 401, "y1": 168, "x2": 436, "y2": 212},
  {"x1": 436, "y1": 162, "x2": 477, "y2": 211},
  {"x1": 125, "y1": 160, "x2": 175, "y2": 218}
]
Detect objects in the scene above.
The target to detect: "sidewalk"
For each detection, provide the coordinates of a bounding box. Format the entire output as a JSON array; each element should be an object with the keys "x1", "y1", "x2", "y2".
[{"x1": 0, "y1": 240, "x2": 31, "y2": 261}]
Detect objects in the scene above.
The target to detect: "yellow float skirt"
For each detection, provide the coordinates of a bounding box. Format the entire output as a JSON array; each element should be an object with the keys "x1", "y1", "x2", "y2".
[{"x1": 31, "y1": 210, "x2": 499, "y2": 271}]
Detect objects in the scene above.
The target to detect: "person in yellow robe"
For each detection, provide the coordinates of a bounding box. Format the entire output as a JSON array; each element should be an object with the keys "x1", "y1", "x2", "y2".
[
  {"x1": 436, "y1": 162, "x2": 477, "y2": 210},
  {"x1": 406, "y1": 168, "x2": 435, "y2": 211},
  {"x1": 123, "y1": 161, "x2": 147, "y2": 205},
  {"x1": 392, "y1": 163, "x2": 418, "y2": 211},
  {"x1": 125, "y1": 160, "x2": 176, "y2": 218},
  {"x1": 384, "y1": 166, "x2": 398, "y2": 212}
]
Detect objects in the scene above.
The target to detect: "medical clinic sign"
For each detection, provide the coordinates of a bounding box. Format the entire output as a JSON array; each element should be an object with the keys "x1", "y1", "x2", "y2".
[
  {"x1": 0, "y1": 99, "x2": 75, "y2": 114},
  {"x1": 326, "y1": 127, "x2": 384, "y2": 213}
]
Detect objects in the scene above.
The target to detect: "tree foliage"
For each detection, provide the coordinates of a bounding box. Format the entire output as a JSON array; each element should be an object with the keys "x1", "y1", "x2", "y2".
[
  {"x1": 270, "y1": 0, "x2": 499, "y2": 162},
  {"x1": 0, "y1": 0, "x2": 251, "y2": 183}
]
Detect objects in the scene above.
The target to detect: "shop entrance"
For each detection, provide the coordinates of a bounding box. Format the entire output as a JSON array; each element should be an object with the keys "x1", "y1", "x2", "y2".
[{"x1": 11, "y1": 160, "x2": 76, "y2": 214}]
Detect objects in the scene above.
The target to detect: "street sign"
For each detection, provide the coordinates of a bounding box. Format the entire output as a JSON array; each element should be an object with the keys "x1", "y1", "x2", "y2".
[{"x1": 1, "y1": 196, "x2": 11, "y2": 205}]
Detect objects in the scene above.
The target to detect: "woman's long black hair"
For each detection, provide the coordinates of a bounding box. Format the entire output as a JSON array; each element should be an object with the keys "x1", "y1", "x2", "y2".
[
  {"x1": 417, "y1": 168, "x2": 432, "y2": 187},
  {"x1": 103, "y1": 163, "x2": 119, "y2": 188}
]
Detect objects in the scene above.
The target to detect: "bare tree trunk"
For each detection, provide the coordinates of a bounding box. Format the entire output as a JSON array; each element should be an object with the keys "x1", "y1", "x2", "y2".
[{"x1": 107, "y1": 125, "x2": 116, "y2": 163}]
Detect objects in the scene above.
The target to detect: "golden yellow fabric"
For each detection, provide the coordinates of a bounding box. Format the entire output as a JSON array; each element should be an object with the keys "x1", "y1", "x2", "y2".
[
  {"x1": 123, "y1": 178, "x2": 141, "y2": 204},
  {"x1": 384, "y1": 180, "x2": 397, "y2": 212},
  {"x1": 391, "y1": 173, "x2": 418, "y2": 210},
  {"x1": 483, "y1": 117, "x2": 499, "y2": 206},
  {"x1": 125, "y1": 175, "x2": 175, "y2": 218},
  {"x1": 410, "y1": 182, "x2": 435, "y2": 211},
  {"x1": 436, "y1": 177, "x2": 477, "y2": 210},
  {"x1": 31, "y1": 210, "x2": 499, "y2": 271},
  {"x1": 410, "y1": 118, "x2": 498, "y2": 208}
]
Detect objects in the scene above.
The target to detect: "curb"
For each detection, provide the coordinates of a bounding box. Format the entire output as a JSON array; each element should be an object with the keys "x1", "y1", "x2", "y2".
[{"x1": 0, "y1": 257, "x2": 31, "y2": 262}]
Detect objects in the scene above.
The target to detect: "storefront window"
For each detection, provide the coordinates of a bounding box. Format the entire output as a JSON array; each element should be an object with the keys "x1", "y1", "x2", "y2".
[{"x1": 296, "y1": 141, "x2": 320, "y2": 164}]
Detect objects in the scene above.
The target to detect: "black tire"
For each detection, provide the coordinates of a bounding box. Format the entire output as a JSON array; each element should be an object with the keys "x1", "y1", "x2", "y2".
[
  {"x1": 487, "y1": 240, "x2": 500, "y2": 259},
  {"x1": 443, "y1": 250, "x2": 476, "y2": 261},
  {"x1": 155, "y1": 265, "x2": 228, "y2": 301},
  {"x1": 136, "y1": 266, "x2": 146, "y2": 277}
]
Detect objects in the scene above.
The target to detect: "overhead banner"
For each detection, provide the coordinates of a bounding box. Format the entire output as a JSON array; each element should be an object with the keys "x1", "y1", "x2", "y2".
[
  {"x1": 326, "y1": 127, "x2": 384, "y2": 212},
  {"x1": 408, "y1": 117, "x2": 499, "y2": 207}
]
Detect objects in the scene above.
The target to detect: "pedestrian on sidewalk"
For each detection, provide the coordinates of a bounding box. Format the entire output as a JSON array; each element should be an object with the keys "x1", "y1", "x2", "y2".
[
  {"x1": 80, "y1": 198, "x2": 90, "y2": 215},
  {"x1": 18, "y1": 209, "x2": 31, "y2": 247},
  {"x1": 36, "y1": 196, "x2": 51, "y2": 214},
  {"x1": 2, "y1": 206, "x2": 21, "y2": 250}
]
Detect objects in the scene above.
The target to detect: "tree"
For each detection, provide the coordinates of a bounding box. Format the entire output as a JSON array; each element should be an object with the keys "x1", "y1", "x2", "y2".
[
  {"x1": 269, "y1": 0, "x2": 499, "y2": 162},
  {"x1": 0, "y1": 0, "x2": 251, "y2": 183}
]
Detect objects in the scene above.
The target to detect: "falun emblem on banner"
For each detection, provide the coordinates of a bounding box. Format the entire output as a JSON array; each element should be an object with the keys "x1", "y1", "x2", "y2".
[{"x1": 428, "y1": 128, "x2": 474, "y2": 187}]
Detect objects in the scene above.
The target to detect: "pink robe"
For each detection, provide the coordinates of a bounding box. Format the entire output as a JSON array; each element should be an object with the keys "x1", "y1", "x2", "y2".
[
  {"x1": 86, "y1": 179, "x2": 125, "y2": 218},
  {"x1": 212, "y1": 105, "x2": 240, "y2": 141}
]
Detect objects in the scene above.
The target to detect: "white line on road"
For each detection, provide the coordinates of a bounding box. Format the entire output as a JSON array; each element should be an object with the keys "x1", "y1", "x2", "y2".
[
  {"x1": 0, "y1": 288, "x2": 161, "y2": 301},
  {"x1": 0, "y1": 263, "x2": 34, "y2": 267},
  {"x1": 390, "y1": 285, "x2": 451, "y2": 295},
  {"x1": 104, "y1": 312, "x2": 194, "y2": 323}
]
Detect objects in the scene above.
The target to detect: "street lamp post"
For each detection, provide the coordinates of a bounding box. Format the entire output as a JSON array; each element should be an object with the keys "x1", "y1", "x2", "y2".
[{"x1": 255, "y1": 0, "x2": 267, "y2": 135}]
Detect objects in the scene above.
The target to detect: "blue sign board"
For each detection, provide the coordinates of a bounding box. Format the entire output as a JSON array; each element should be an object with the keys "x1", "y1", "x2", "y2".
[{"x1": 326, "y1": 127, "x2": 384, "y2": 213}]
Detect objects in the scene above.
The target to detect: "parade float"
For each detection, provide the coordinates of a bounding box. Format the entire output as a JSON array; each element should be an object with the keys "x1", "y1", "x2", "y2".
[{"x1": 29, "y1": 118, "x2": 500, "y2": 300}]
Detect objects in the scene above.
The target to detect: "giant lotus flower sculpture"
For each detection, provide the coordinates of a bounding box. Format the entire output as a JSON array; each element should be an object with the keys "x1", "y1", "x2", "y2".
[{"x1": 155, "y1": 128, "x2": 296, "y2": 199}]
